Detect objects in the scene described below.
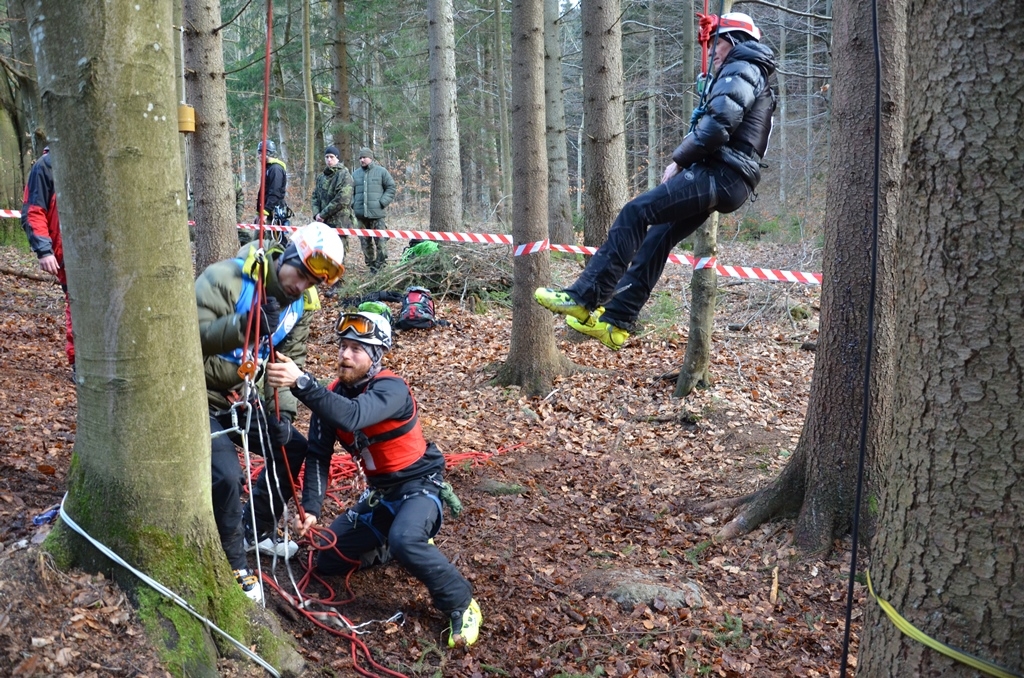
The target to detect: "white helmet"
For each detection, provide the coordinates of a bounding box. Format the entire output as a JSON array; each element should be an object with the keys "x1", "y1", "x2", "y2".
[
  {"x1": 718, "y1": 12, "x2": 761, "y2": 42},
  {"x1": 288, "y1": 222, "x2": 346, "y2": 285},
  {"x1": 336, "y1": 311, "x2": 393, "y2": 351}
]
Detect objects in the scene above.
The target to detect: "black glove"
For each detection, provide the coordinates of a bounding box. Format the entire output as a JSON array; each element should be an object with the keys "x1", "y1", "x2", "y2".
[
  {"x1": 258, "y1": 296, "x2": 281, "y2": 336},
  {"x1": 264, "y1": 411, "x2": 293, "y2": 447}
]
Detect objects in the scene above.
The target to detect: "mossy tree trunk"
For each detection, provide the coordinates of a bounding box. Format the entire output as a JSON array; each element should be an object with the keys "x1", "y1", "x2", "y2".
[
  {"x1": 494, "y1": 0, "x2": 572, "y2": 397},
  {"x1": 184, "y1": 0, "x2": 240, "y2": 273},
  {"x1": 707, "y1": 0, "x2": 903, "y2": 555},
  {"x1": 29, "y1": 3, "x2": 298, "y2": 675},
  {"x1": 859, "y1": 0, "x2": 1024, "y2": 673}
]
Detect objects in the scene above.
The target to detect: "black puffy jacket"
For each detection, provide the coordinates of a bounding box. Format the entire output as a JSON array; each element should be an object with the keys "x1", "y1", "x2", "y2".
[{"x1": 672, "y1": 41, "x2": 777, "y2": 187}]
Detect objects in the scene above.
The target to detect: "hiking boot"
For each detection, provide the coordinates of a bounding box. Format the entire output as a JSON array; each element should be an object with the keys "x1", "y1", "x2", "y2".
[
  {"x1": 244, "y1": 533, "x2": 299, "y2": 559},
  {"x1": 566, "y1": 312, "x2": 630, "y2": 351},
  {"x1": 534, "y1": 288, "x2": 590, "y2": 323},
  {"x1": 234, "y1": 568, "x2": 263, "y2": 603},
  {"x1": 448, "y1": 599, "x2": 482, "y2": 648}
]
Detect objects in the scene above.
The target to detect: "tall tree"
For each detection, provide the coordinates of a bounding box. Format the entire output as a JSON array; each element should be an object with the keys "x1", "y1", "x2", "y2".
[
  {"x1": 495, "y1": 0, "x2": 571, "y2": 396},
  {"x1": 543, "y1": 0, "x2": 573, "y2": 246},
  {"x1": 493, "y1": 0, "x2": 512, "y2": 218},
  {"x1": 427, "y1": 0, "x2": 463, "y2": 231},
  {"x1": 580, "y1": 0, "x2": 626, "y2": 248},
  {"x1": 859, "y1": 0, "x2": 1023, "y2": 673},
  {"x1": 7, "y1": 0, "x2": 44, "y2": 160},
  {"x1": 184, "y1": 0, "x2": 239, "y2": 272},
  {"x1": 331, "y1": 0, "x2": 352, "y2": 162},
  {"x1": 302, "y1": 0, "x2": 316, "y2": 193},
  {"x1": 29, "y1": 1, "x2": 300, "y2": 672},
  {"x1": 709, "y1": 0, "x2": 903, "y2": 553}
]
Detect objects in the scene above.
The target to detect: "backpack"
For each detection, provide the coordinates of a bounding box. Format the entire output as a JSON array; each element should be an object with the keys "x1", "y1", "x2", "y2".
[{"x1": 394, "y1": 286, "x2": 435, "y2": 330}]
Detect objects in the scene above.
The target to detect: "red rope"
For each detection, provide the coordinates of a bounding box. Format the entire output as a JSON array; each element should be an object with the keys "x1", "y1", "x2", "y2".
[{"x1": 241, "y1": 445, "x2": 520, "y2": 675}]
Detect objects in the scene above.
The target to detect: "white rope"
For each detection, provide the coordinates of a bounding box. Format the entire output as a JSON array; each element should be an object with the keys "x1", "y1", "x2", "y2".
[{"x1": 57, "y1": 493, "x2": 281, "y2": 677}]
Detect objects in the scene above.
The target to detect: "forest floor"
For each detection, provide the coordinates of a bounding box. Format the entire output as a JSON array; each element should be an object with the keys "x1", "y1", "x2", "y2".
[{"x1": 0, "y1": 233, "x2": 865, "y2": 677}]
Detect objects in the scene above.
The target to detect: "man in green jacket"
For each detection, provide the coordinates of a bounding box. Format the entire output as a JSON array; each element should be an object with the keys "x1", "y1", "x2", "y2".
[
  {"x1": 312, "y1": 145, "x2": 353, "y2": 265},
  {"x1": 352, "y1": 147, "x2": 396, "y2": 273},
  {"x1": 195, "y1": 222, "x2": 346, "y2": 603}
]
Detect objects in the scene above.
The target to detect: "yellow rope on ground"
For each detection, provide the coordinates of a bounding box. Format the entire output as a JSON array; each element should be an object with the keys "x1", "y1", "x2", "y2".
[{"x1": 865, "y1": 570, "x2": 1021, "y2": 678}]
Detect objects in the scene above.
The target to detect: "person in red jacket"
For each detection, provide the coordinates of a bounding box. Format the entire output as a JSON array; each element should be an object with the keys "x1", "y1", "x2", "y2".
[
  {"x1": 265, "y1": 311, "x2": 482, "y2": 648},
  {"x1": 21, "y1": 148, "x2": 74, "y2": 367}
]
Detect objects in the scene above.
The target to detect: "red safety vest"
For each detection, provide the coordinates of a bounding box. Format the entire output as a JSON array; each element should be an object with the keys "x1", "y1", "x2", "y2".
[{"x1": 332, "y1": 370, "x2": 427, "y2": 475}]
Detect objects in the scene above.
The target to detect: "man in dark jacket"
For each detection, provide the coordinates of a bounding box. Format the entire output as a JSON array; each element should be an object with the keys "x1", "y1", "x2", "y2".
[
  {"x1": 257, "y1": 139, "x2": 288, "y2": 222},
  {"x1": 312, "y1": 145, "x2": 354, "y2": 264},
  {"x1": 535, "y1": 12, "x2": 776, "y2": 350},
  {"x1": 265, "y1": 311, "x2": 481, "y2": 647},
  {"x1": 352, "y1": 147, "x2": 396, "y2": 273},
  {"x1": 196, "y1": 222, "x2": 345, "y2": 603},
  {"x1": 21, "y1": 147, "x2": 74, "y2": 367}
]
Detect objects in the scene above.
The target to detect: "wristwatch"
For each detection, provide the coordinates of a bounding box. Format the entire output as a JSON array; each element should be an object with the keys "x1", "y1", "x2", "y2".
[{"x1": 294, "y1": 373, "x2": 313, "y2": 391}]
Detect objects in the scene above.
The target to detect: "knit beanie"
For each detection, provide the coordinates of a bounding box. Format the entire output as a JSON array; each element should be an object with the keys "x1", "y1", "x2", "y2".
[
  {"x1": 324, "y1": 145, "x2": 340, "y2": 158},
  {"x1": 358, "y1": 147, "x2": 374, "y2": 160}
]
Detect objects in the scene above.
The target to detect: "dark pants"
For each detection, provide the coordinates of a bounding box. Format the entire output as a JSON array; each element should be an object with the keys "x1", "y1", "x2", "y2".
[
  {"x1": 210, "y1": 406, "x2": 308, "y2": 570},
  {"x1": 356, "y1": 216, "x2": 388, "y2": 271},
  {"x1": 567, "y1": 161, "x2": 751, "y2": 328},
  {"x1": 316, "y1": 476, "x2": 472, "y2": 614}
]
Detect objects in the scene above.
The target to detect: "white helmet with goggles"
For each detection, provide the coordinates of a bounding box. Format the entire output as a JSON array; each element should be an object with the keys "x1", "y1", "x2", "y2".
[
  {"x1": 336, "y1": 311, "x2": 393, "y2": 351},
  {"x1": 288, "y1": 222, "x2": 346, "y2": 285},
  {"x1": 717, "y1": 12, "x2": 761, "y2": 42}
]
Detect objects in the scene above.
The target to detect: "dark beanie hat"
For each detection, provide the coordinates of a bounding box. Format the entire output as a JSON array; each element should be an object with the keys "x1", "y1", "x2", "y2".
[
  {"x1": 324, "y1": 145, "x2": 340, "y2": 157},
  {"x1": 358, "y1": 147, "x2": 374, "y2": 159}
]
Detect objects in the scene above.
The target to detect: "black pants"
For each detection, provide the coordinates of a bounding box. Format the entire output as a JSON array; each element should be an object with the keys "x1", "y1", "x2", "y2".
[
  {"x1": 316, "y1": 476, "x2": 473, "y2": 614},
  {"x1": 567, "y1": 162, "x2": 751, "y2": 328},
  {"x1": 210, "y1": 406, "x2": 308, "y2": 570}
]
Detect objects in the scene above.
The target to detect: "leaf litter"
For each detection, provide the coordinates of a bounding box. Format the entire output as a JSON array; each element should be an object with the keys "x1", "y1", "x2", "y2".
[{"x1": 0, "y1": 241, "x2": 862, "y2": 677}]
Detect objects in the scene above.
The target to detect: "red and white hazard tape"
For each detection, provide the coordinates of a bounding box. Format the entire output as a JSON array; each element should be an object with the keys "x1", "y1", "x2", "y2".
[{"x1": 1, "y1": 208, "x2": 820, "y2": 284}]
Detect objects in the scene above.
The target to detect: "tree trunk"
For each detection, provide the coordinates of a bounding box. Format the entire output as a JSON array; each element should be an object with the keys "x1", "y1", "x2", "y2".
[
  {"x1": 674, "y1": 215, "x2": 717, "y2": 397},
  {"x1": 331, "y1": 0, "x2": 352, "y2": 162},
  {"x1": 675, "y1": 0, "x2": 729, "y2": 399},
  {"x1": 184, "y1": 0, "x2": 239, "y2": 272},
  {"x1": 29, "y1": 2, "x2": 299, "y2": 674},
  {"x1": 427, "y1": 0, "x2": 464, "y2": 232},
  {"x1": 495, "y1": 0, "x2": 572, "y2": 396},
  {"x1": 494, "y1": 0, "x2": 512, "y2": 221},
  {"x1": 777, "y1": 15, "x2": 787, "y2": 206},
  {"x1": 302, "y1": 0, "x2": 315, "y2": 194},
  {"x1": 712, "y1": 0, "x2": 903, "y2": 555},
  {"x1": 645, "y1": 0, "x2": 659, "y2": 191},
  {"x1": 860, "y1": 1, "x2": 1024, "y2": 673},
  {"x1": 581, "y1": 0, "x2": 626, "y2": 249},
  {"x1": 7, "y1": 0, "x2": 45, "y2": 162},
  {"x1": 543, "y1": 0, "x2": 573, "y2": 246}
]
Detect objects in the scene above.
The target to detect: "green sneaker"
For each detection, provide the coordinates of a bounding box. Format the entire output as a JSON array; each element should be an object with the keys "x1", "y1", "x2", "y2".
[
  {"x1": 534, "y1": 288, "x2": 590, "y2": 323},
  {"x1": 448, "y1": 598, "x2": 482, "y2": 648},
  {"x1": 566, "y1": 312, "x2": 629, "y2": 350}
]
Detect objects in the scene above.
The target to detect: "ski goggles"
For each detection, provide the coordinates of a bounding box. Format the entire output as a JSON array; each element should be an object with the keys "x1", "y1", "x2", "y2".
[
  {"x1": 336, "y1": 313, "x2": 387, "y2": 344},
  {"x1": 302, "y1": 252, "x2": 344, "y2": 285}
]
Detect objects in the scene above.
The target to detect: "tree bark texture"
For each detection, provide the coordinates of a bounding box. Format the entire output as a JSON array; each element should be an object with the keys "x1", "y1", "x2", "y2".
[
  {"x1": 302, "y1": 0, "x2": 315, "y2": 194},
  {"x1": 331, "y1": 0, "x2": 352, "y2": 162},
  {"x1": 543, "y1": 0, "x2": 573, "y2": 246},
  {"x1": 29, "y1": 2, "x2": 288, "y2": 672},
  {"x1": 495, "y1": 0, "x2": 571, "y2": 397},
  {"x1": 184, "y1": 0, "x2": 240, "y2": 273},
  {"x1": 494, "y1": 0, "x2": 512, "y2": 218},
  {"x1": 427, "y1": 0, "x2": 464, "y2": 232},
  {"x1": 715, "y1": 0, "x2": 904, "y2": 554},
  {"x1": 859, "y1": 1, "x2": 1023, "y2": 674},
  {"x1": 581, "y1": 0, "x2": 626, "y2": 248},
  {"x1": 7, "y1": 0, "x2": 45, "y2": 163},
  {"x1": 674, "y1": 216, "x2": 717, "y2": 398}
]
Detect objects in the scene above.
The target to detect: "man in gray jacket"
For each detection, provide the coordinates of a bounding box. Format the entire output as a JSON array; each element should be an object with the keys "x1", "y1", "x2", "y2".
[{"x1": 352, "y1": 147, "x2": 396, "y2": 273}]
